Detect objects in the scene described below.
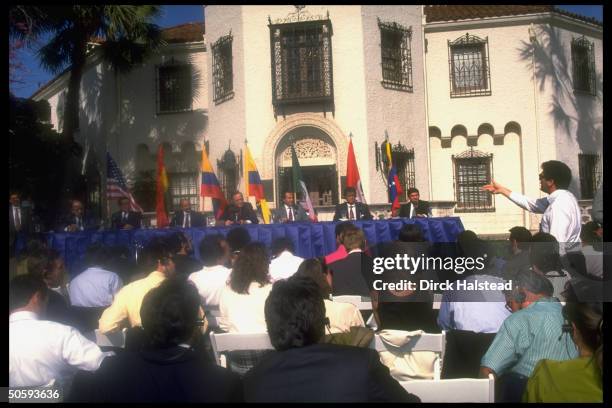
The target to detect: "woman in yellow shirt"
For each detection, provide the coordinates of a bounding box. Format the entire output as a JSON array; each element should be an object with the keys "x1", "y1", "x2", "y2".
[{"x1": 524, "y1": 282, "x2": 603, "y2": 402}]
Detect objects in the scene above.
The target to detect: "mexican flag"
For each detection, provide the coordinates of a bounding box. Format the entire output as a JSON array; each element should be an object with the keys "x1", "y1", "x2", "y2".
[{"x1": 291, "y1": 144, "x2": 317, "y2": 222}]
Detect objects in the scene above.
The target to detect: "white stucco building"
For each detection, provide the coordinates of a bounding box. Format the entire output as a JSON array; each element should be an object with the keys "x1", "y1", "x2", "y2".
[{"x1": 31, "y1": 5, "x2": 602, "y2": 235}]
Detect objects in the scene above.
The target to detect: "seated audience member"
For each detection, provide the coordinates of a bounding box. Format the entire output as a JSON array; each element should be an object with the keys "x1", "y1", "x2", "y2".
[
  {"x1": 57, "y1": 200, "x2": 98, "y2": 232},
  {"x1": 10, "y1": 275, "x2": 107, "y2": 395},
  {"x1": 110, "y1": 197, "x2": 142, "y2": 230},
  {"x1": 68, "y1": 279, "x2": 242, "y2": 403},
  {"x1": 226, "y1": 227, "x2": 252, "y2": 267},
  {"x1": 523, "y1": 281, "x2": 603, "y2": 402},
  {"x1": 188, "y1": 235, "x2": 231, "y2": 308},
  {"x1": 324, "y1": 221, "x2": 353, "y2": 265},
  {"x1": 438, "y1": 237, "x2": 510, "y2": 334},
  {"x1": 13, "y1": 237, "x2": 48, "y2": 279},
  {"x1": 98, "y1": 237, "x2": 177, "y2": 333},
  {"x1": 328, "y1": 227, "x2": 374, "y2": 297},
  {"x1": 480, "y1": 270, "x2": 578, "y2": 402},
  {"x1": 27, "y1": 248, "x2": 75, "y2": 326},
  {"x1": 580, "y1": 221, "x2": 603, "y2": 280},
  {"x1": 294, "y1": 258, "x2": 365, "y2": 333},
  {"x1": 170, "y1": 198, "x2": 206, "y2": 228},
  {"x1": 243, "y1": 277, "x2": 419, "y2": 402},
  {"x1": 268, "y1": 237, "x2": 304, "y2": 281},
  {"x1": 530, "y1": 232, "x2": 571, "y2": 300},
  {"x1": 376, "y1": 224, "x2": 438, "y2": 332},
  {"x1": 69, "y1": 243, "x2": 123, "y2": 308},
  {"x1": 502, "y1": 226, "x2": 532, "y2": 277},
  {"x1": 167, "y1": 232, "x2": 203, "y2": 278},
  {"x1": 218, "y1": 242, "x2": 273, "y2": 333}
]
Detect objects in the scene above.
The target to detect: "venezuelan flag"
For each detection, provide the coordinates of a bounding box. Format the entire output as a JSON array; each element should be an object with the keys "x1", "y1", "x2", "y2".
[
  {"x1": 244, "y1": 145, "x2": 271, "y2": 224},
  {"x1": 385, "y1": 140, "x2": 403, "y2": 213},
  {"x1": 200, "y1": 146, "x2": 228, "y2": 220},
  {"x1": 156, "y1": 144, "x2": 170, "y2": 228}
]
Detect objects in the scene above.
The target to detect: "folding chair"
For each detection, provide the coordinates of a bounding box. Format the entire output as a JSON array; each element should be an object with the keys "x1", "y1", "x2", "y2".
[
  {"x1": 433, "y1": 293, "x2": 442, "y2": 310},
  {"x1": 400, "y1": 374, "x2": 495, "y2": 402},
  {"x1": 332, "y1": 295, "x2": 376, "y2": 329},
  {"x1": 208, "y1": 332, "x2": 274, "y2": 368},
  {"x1": 371, "y1": 330, "x2": 446, "y2": 379},
  {"x1": 205, "y1": 306, "x2": 222, "y2": 330}
]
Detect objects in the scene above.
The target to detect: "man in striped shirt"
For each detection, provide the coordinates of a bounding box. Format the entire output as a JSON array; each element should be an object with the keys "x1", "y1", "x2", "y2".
[{"x1": 480, "y1": 270, "x2": 578, "y2": 402}]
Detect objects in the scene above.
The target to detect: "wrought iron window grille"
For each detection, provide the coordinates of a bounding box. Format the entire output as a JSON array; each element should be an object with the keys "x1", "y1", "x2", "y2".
[
  {"x1": 448, "y1": 33, "x2": 491, "y2": 98},
  {"x1": 269, "y1": 11, "x2": 334, "y2": 107},
  {"x1": 212, "y1": 33, "x2": 234, "y2": 104},
  {"x1": 375, "y1": 140, "x2": 416, "y2": 202},
  {"x1": 571, "y1": 36, "x2": 596, "y2": 95},
  {"x1": 452, "y1": 148, "x2": 495, "y2": 212},
  {"x1": 156, "y1": 60, "x2": 193, "y2": 114},
  {"x1": 578, "y1": 153, "x2": 601, "y2": 199},
  {"x1": 168, "y1": 172, "x2": 199, "y2": 211},
  {"x1": 378, "y1": 18, "x2": 413, "y2": 92}
]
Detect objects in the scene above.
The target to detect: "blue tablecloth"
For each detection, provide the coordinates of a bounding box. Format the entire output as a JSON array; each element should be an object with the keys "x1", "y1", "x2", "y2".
[{"x1": 16, "y1": 217, "x2": 464, "y2": 278}]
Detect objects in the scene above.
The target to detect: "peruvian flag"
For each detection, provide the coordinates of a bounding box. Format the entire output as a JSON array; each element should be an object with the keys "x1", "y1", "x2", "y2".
[{"x1": 346, "y1": 139, "x2": 366, "y2": 203}]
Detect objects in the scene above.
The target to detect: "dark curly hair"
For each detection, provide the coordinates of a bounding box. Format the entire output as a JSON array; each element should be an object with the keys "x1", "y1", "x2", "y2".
[
  {"x1": 229, "y1": 242, "x2": 271, "y2": 294},
  {"x1": 541, "y1": 160, "x2": 572, "y2": 189},
  {"x1": 530, "y1": 232, "x2": 561, "y2": 273},
  {"x1": 265, "y1": 276, "x2": 326, "y2": 351},
  {"x1": 294, "y1": 258, "x2": 331, "y2": 299},
  {"x1": 140, "y1": 278, "x2": 201, "y2": 349}
]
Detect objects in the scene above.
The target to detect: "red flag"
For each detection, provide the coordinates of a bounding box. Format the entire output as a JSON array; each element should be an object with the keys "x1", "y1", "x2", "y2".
[
  {"x1": 156, "y1": 145, "x2": 170, "y2": 228},
  {"x1": 346, "y1": 139, "x2": 366, "y2": 203}
]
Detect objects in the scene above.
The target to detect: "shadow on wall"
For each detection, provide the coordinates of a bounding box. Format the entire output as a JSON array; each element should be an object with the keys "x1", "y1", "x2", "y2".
[{"x1": 516, "y1": 24, "x2": 602, "y2": 156}]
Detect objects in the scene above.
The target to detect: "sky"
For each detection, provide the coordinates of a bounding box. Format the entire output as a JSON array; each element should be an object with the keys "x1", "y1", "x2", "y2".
[{"x1": 9, "y1": 5, "x2": 602, "y2": 99}]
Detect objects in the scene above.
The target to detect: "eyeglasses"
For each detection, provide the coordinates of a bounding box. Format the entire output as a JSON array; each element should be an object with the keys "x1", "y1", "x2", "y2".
[{"x1": 505, "y1": 302, "x2": 514, "y2": 313}]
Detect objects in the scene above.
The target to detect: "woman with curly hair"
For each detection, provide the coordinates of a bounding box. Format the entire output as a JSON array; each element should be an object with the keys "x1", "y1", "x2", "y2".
[{"x1": 218, "y1": 242, "x2": 272, "y2": 333}]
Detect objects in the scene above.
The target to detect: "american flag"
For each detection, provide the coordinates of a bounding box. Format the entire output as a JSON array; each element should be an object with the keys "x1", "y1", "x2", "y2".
[{"x1": 106, "y1": 152, "x2": 143, "y2": 212}]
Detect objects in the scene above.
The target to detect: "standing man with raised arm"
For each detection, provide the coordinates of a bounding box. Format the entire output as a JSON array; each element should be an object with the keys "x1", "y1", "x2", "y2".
[{"x1": 482, "y1": 160, "x2": 581, "y2": 252}]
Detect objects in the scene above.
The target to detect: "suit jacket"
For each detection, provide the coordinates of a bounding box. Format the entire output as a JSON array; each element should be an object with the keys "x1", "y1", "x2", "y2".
[
  {"x1": 111, "y1": 211, "x2": 142, "y2": 230},
  {"x1": 328, "y1": 252, "x2": 374, "y2": 297},
  {"x1": 220, "y1": 203, "x2": 259, "y2": 224},
  {"x1": 56, "y1": 213, "x2": 98, "y2": 232},
  {"x1": 398, "y1": 200, "x2": 431, "y2": 218},
  {"x1": 170, "y1": 210, "x2": 206, "y2": 228},
  {"x1": 9, "y1": 205, "x2": 33, "y2": 234},
  {"x1": 243, "y1": 343, "x2": 418, "y2": 402},
  {"x1": 68, "y1": 347, "x2": 243, "y2": 402},
  {"x1": 272, "y1": 204, "x2": 310, "y2": 223},
  {"x1": 333, "y1": 202, "x2": 373, "y2": 221}
]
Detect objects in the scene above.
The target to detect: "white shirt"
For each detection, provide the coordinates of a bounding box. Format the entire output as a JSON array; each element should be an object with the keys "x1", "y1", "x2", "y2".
[
  {"x1": 69, "y1": 266, "x2": 123, "y2": 307},
  {"x1": 188, "y1": 264, "x2": 232, "y2": 307},
  {"x1": 409, "y1": 203, "x2": 415, "y2": 219},
  {"x1": 285, "y1": 205, "x2": 294, "y2": 220},
  {"x1": 269, "y1": 251, "x2": 304, "y2": 281},
  {"x1": 12, "y1": 206, "x2": 21, "y2": 228},
  {"x1": 509, "y1": 189, "x2": 581, "y2": 248},
  {"x1": 347, "y1": 204, "x2": 356, "y2": 220},
  {"x1": 9, "y1": 311, "x2": 108, "y2": 391},
  {"x1": 218, "y1": 281, "x2": 273, "y2": 333}
]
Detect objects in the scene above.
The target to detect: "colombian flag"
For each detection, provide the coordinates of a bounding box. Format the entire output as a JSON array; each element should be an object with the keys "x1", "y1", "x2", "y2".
[
  {"x1": 244, "y1": 145, "x2": 271, "y2": 224},
  {"x1": 156, "y1": 144, "x2": 170, "y2": 228},
  {"x1": 200, "y1": 146, "x2": 228, "y2": 220},
  {"x1": 385, "y1": 140, "x2": 402, "y2": 213}
]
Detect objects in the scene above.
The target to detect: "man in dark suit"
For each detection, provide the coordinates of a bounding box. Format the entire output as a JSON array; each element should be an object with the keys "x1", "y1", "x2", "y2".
[
  {"x1": 333, "y1": 187, "x2": 373, "y2": 221},
  {"x1": 219, "y1": 191, "x2": 259, "y2": 225},
  {"x1": 243, "y1": 276, "x2": 418, "y2": 402},
  {"x1": 170, "y1": 199, "x2": 205, "y2": 228},
  {"x1": 398, "y1": 188, "x2": 432, "y2": 218},
  {"x1": 57, "y1": 200, "x2": 98, "y2": 232},
  {"x1": 9, "y1": 192, "x2": 33, "y2": 256},
  {"x1": 272, "y1": 191, "x2": 310, "y2": 223},
  {"x1": 327, "y1": 227, "x2": 374, "y2": 297},
  {"x1": 111, "y1": 197, "x2": 142, "y2": 230}
]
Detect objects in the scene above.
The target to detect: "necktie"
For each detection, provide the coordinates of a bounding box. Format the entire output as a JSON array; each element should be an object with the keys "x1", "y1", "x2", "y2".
[
  {"x1": 410, "y1": 204, "x2": 415, "y2": 218},
  {"x1": 349, "y1": 205, "x2": 355, "y2": 220},
  {"x1": 186, "y1": 212, "x2": 191, "y2": 228},
  {"x1": 122, "y1": 212, "x2": 127, "y2": 222},
  {"x1": 288, "y1": 207, "x2": 294, "y2": 221},
  {"x1": 14, "y1": 208, "x2": 21, "y2": 231}
]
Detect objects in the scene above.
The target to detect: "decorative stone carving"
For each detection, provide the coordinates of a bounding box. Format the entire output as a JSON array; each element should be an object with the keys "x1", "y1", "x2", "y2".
[{"x1": 279, "y1": 138, "x2": 334, "y2": 161}]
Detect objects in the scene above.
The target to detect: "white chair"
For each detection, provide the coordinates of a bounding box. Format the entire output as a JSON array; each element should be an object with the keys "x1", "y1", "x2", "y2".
[
  {"x1": 433, "y1": 293, "x2": 442, "y2": 310},
  {"x1": 94, "y1": 328, "x2": 127, "y2": 348},
  {"x1": 332, "y1": 295, "x2": 372, "y2": 311},
  {"x1": 209, "y1": 332, "x2": 274, "y2": 368},
  {"x1": 205, "y1": 306, "x2": 222, "y2": 329},
  {"x1": 371, "y1": 331, "x2": 446, "y2": 379},
  {"x1": 400, "y1": 374, "x2": 495, "y2": 403}
]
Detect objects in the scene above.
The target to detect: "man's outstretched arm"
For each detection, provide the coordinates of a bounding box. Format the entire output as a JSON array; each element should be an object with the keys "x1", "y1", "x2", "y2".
[{"x1": 482, "y1": 181, "x2": 548, "y2": 214}]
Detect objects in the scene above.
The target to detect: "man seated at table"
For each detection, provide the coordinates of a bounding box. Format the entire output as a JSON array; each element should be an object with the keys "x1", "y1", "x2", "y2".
[
  {"x1": 333, "y1": 187, "x2": 372, "y2": 221},
  {"x1": 171, "y1": 199, "x2": 206, "y2": 228},
  {"x1": 272, "y1": 191, "x2": 310, "y2": 223},
  {"x1": 111, "y1": 197, "x2": 142, "y2": 230},
  {"x1": 219, "y1": 191, "x2": 259, "y2": 225},
  {"x1": 397, "y1": 188, "x2": 431, "y2": 218},
  {"x1": 57, "y1": 200, "x2": 98, "y2": 232}
]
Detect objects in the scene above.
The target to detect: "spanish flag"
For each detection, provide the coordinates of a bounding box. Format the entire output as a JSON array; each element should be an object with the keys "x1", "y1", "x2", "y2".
[
  {"x1": 156, "y1": 145, "x2": 170, "y2": 228},
  {"x1": 244, "y1": 145, "x2": 271, "y2": 224},
  {"x1": 200, "y1": 145, "x2": 228, "y2": 220}
]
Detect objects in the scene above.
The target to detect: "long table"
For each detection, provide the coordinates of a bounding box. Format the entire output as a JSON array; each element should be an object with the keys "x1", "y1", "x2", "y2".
[{"x1": 16, "y1": 217, "x2": 464, "y2": 278}]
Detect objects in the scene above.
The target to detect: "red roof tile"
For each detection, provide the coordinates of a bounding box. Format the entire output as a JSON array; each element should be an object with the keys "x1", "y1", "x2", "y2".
[{"x1": 161, "y1": 22, "x2": 205, "y2": 43}]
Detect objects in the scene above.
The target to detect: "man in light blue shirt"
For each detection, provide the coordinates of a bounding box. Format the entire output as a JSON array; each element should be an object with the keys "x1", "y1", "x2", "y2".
[
  {"x1": 69, "y1": 244, "x2": 123, "y2": 307},
  {"x1": 480, "y1": 270, "x2": 577, "y2": 402}
]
